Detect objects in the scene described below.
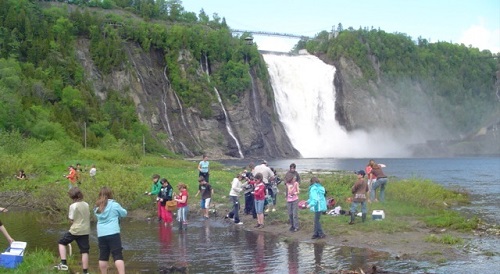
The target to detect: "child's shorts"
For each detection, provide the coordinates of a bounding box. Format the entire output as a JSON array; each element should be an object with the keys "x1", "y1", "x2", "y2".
[{"x1": 200, "y1": 198, "x2": 211, "y2": 209}]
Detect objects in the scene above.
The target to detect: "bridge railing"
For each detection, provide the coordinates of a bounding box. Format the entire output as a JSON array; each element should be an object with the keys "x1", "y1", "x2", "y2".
[{"x1": 231, "y1": 29, "x2": 310, "y2": 39}]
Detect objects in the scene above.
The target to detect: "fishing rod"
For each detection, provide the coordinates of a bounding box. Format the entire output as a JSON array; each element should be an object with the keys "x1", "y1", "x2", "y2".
[{"x1": 0, "y1": 195, "x2": 23, "y2": 213}]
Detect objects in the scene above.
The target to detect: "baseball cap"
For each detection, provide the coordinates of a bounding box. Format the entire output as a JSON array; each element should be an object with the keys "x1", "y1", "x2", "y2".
[{"x1": 355, "y1": 170, "x2": 366, "y2": 177}]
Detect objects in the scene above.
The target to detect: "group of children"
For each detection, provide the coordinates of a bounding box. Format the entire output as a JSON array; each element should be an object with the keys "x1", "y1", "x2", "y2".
[
  {"x1": 55, "y1": 187, "x2": 127, "y2": 274},
  {"x1": 223, "y1": 163, "x2": 328, "y2": 240},
  {"x1": 147, "y1": 175, "x2": 190, "y2": 230},
  {"x1": 65, "y1": 163, "x2": 98, "y2": 188}
]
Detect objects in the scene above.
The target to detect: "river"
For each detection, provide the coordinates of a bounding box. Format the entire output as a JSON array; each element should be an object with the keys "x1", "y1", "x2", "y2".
[{"x1": 2, "y1": 157, "x2": 499, "y2": 273}]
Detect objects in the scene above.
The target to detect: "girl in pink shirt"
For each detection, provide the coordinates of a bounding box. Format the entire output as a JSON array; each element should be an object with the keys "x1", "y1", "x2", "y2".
[
  {"x1": 285, "y1": 173, "x2": 300, "y2": 232},
  {"x1": 174, "y1": 183, "x2": 189, "y2": 230}
]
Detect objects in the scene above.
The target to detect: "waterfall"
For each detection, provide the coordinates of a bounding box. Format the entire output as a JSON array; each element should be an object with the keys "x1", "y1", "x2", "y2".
[
  {"x1": 264, "y1": 53, "x2": 406, "y2": 158},
  {"x1": 160, "y1": 87, "x2": 174, "y2": 139},
  {"x1": 164, "y1": 66, "x2": 200, "y2": 148},
  {"x1": 202, "y1": 54, "x2": 244, "y2": 158},
  {"x1": 248, "y1": 71, "x2": 261, "y2": 123},
  {"x1": 213, "y1": 87, "x2": 244, "y2": 158}
]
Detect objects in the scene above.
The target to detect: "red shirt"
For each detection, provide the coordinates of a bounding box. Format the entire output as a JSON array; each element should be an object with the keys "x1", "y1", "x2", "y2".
[
  {"x1": 177, "y1": 189, "x2": 188, "y2": 208},
  {"x1": 253, "y1": 182, "x2": 266, "y2": 200},
  {"x1": 67, "y1": 168, "x2": 77, "y2": 184}
]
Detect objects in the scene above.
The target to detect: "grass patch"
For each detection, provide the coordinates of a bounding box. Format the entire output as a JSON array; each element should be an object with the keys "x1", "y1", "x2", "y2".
[
  {"x1": 424, "y1": 211, "x2": 479, "y2": 231},
  {"x1": 425, "y1": 234, "x2": 464, "y2": 245},
  {"x1": 424, "y1": 250, "x2": 443, "y2": 256},
  {"x1": 0, "y1": 249, "x2": 54, "y2": 274}
]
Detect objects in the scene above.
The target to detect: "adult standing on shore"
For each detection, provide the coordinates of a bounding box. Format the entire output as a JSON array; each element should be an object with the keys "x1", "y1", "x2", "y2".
[
  {"x1": 287, "y1": 163, "x2": 301, "y2": 184},
  {"x1": 253, "y1": 161, "x2": 274, "y2": 212},
  {"x1": 198, "y1": 155, "x2": 210, "y2": 183},
  {"x1": 369, "y1": 162, "x2": 388, "y2": 202},
  {"x1": 252, "y1": 160, "x2": 274, "y2": 185}
]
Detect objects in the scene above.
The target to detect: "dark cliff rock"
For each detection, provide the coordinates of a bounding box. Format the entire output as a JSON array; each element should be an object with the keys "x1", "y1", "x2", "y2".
[
  {"x1": 76, "y1": 39, "x2": 298, "y2": 159},
  {"x1": 326, "y1": 54, "x2": 500, "y2": 157}
]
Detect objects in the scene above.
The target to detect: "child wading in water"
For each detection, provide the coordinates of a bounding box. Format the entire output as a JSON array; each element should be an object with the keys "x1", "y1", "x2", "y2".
[
  {"x1": 175, "y1": 183, "x2": 189, "y2": 230},
  {"x1": 147, "y1": 174, "x2": 162, "y2": 222},
  {"x1": 94, "y1": 187, "x2": 127, "y2": 274},
  {"x1": 158, "y1": 178, "x2": 174, "y2": 225},
  {"x1": 195, "y1": 176, "x2": 213, "y2": 219},
  {"x1": 54, "y1": 187, "x2": 90, "y2": 273}
]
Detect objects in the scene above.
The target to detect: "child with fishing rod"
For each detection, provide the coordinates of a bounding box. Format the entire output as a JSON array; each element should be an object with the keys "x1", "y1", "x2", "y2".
[
  {"x1": 54, "y1": 187, "x2": 91, "y2": 273},
  {"x1": 146, "y1": 174, "x2": 162, "y2": 222},
  {"x1": 94, "y1": 187, "x2": 127, "y2": 274}
]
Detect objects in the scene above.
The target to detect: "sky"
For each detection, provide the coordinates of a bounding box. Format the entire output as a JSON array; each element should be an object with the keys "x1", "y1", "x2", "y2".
[{"x1": 182, "y1": 0, "x2": 500, "y2": 53}]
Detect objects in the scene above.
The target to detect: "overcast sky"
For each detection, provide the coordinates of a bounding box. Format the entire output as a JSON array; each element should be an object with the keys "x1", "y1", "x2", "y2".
[{"x1": 182, "y1": 0, "x2": 500, "y2": 53}]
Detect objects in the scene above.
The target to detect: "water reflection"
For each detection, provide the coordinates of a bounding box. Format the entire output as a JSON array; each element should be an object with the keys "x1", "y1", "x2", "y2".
[
  {"x1": 287, "y1": 240, "x2": 299, "y2": 274},
  {"x1": 313, "y1": 242, "x2": 325, "y2": 273},
  {"x1": 255, "y1": 233, "x2": 267, "y2": 273}
]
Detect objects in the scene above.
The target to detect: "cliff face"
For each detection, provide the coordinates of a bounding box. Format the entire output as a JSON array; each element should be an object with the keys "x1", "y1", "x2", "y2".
[
  {"x1": 329, "y1": 55, "x2": 500, "y2": 156},
  {"x1": 76, "y1": 39, "x2": 298, "y2": 159},
  {"x1": 330, "y1": 56, "x2": 451, "y2": 146},
  {"x1": 75, "y1": 37, "x2": 497, "y2": 158}
]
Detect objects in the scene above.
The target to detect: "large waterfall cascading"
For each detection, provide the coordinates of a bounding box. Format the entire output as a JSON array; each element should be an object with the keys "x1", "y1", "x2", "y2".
[{"x1": 264, "y1": 53, "x2": 402, "y2": 158}]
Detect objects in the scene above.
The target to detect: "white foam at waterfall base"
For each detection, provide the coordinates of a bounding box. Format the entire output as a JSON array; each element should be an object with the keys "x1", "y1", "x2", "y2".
[{"x1": 264, "y1": 53, "x2": 410, "y2": 158}]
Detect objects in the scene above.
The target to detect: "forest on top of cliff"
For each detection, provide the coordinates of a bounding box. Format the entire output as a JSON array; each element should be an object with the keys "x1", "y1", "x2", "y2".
[
  {"x1": 0, "y1": 0, "x2": 498, "y2": 162},
  {"x1": 302, "y1": 24, "x2": 499, "y2": 134}
]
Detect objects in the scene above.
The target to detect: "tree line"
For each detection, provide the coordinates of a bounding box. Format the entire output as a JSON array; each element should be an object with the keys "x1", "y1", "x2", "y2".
[
  {"x1": 302, "y1": 25, "x2": 499, "y2": 134},
  {"x1": 0, "y1": 0, "x2": 262, "y2": 157}
]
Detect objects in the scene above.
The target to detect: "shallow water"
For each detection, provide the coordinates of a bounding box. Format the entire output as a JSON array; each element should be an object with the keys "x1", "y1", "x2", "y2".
[
  {"x1": 2, "y1": 212, "x2": 394, "y2": 273},
  {"x1": 3, "y1": 211, "x2": 500, "y2": 273}
]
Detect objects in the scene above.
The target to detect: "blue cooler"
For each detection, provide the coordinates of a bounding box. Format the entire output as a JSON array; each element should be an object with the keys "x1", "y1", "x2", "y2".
[{"x1": 0, "y1": 241, "x2": 27, "y2": 269}]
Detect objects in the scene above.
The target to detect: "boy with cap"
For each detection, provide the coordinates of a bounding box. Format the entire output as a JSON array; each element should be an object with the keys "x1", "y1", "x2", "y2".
[{"x1": 349, "y1": 170, "x2": 369, "y2": 225}]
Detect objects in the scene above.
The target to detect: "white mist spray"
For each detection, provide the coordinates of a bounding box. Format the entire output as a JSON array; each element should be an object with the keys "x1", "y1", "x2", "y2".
[{"x1": 264, "y1": 53, "x2": 409, "y2": 158}]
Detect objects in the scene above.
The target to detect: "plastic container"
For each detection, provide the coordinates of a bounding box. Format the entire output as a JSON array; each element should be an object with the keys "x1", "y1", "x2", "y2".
[
  {"x1": 0, "y1": 241, "x2": 27, "y2": 269},
  {"x1": 372, "y1": 210, "x2": 385, "y2": 220}
]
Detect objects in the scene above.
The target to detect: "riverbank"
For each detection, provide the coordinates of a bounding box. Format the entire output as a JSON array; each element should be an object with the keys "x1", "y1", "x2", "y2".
[
  {"x1": 125, "y1": 206, "x2": 498, "y2": 274},
  {"x1": 239, "y1": 213, "x2": 468, "y2": 262}
]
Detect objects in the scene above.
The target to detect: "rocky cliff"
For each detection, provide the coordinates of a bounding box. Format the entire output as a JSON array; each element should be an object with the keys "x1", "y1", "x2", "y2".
[
  {"x1": 76, "y1": 39, "x2": 298, "y2": 159},
  {"x1": 75, "y1": 36, "x2": 497, "y2": 158},
  {"x1": 328, "y1": 55, "x2": 500, "y2": 156}
]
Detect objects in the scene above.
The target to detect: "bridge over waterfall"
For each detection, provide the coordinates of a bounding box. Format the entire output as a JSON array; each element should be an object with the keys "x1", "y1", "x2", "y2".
[{"x1": 231, "y1": 29, "x2": 311, "y2": 39}]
